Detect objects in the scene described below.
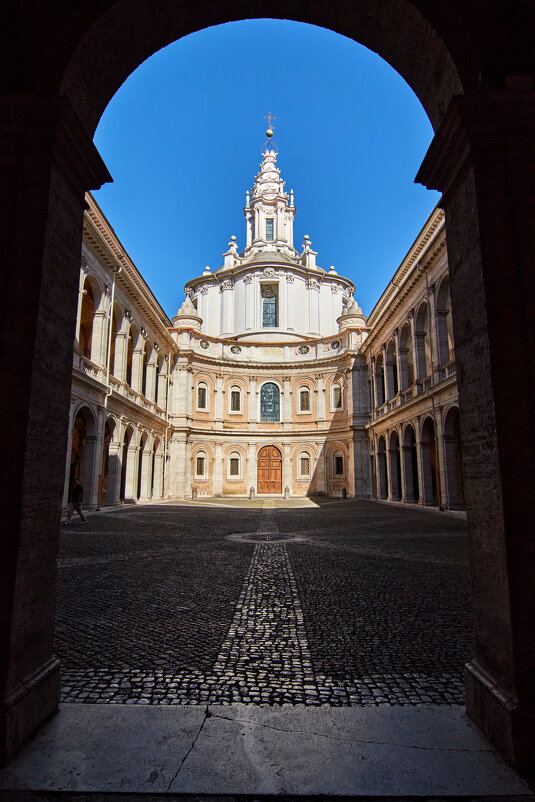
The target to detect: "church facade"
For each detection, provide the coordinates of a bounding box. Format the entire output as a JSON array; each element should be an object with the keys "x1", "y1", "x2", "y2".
[{"x1": 66, "y1": 138, "x2": 461, "y2": 509}]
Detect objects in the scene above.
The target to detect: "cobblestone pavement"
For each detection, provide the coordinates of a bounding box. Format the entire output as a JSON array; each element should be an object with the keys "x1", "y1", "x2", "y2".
[{"x1": 56, "y1": 500, "x2": 474, "y2": 706}]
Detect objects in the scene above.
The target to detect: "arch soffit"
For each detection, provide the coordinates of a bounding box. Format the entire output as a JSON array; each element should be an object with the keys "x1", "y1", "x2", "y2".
[
  {"x1": 104, "y1": 414, "x2": 119, "y2": 440},
  {"x1": 57, "y1": 2, "x2": 475, "y2": 137},
  {"x1": 401, "y1": 420, "x2": 417, "y2": 443},
  {"x1": 122, "y1": 423, "x2": 136, "y2": 446},
  {"x1": 435, "y1": 273, "x2": 452, "y2": 311},
  {"x1": 420, "y1": 414, "x2": 436, "y2": 439},
  {"x1": 443, "y1": 403, "x2": 460, "y2": 430},
  {"x1": 376, "y1": 433, "x2": 388, "y2": 451},
  {"x1": 389, "y1": 428, "x2": 400, "y2": 446},
  {"x1": 111, "y1": 301, "x2": 125, "y2": 331},
  {"x1": 414, "y1": 299, "x2": 430, "y2": 331},
  {"x1": 72, "y1": 403, "x2": 98, "y2": 436},
  {"x1": 399, "y1": 319, "x2": 413, "y2": 346},
  {"x1": 82, "y1": 272, "x2": 103, "y2": 310}
]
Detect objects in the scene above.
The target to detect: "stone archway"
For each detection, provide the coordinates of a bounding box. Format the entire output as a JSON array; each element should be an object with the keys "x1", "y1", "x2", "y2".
[
  {"x1": 2, "y1": 0, "x2": 535, "y2": 772},
  {"x1": 257, "y1": 445, "x2": 282, "y2": 494}
]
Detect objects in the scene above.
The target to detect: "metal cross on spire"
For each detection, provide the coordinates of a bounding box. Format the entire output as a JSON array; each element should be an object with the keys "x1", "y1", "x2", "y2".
[{"x1": 263, "y1": 112, "x2": 277, "y2": 137}]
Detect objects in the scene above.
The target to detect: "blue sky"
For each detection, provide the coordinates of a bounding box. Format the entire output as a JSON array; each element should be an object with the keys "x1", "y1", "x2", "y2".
[{"x1": 94, "y1": 19, "x2": 439, "y2": 319}]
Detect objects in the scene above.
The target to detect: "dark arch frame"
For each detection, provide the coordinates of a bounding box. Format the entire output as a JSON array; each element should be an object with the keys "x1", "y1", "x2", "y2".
[{"x1": 2, "y1": 0, "x2": 535, "y2": 772}]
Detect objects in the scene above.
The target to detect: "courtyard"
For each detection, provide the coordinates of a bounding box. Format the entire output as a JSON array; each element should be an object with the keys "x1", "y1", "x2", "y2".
[
  {"x1": 55, "y1": 498, "x2": 473, "y2": 707},
  {"x1": 2, "y1": 498, "x2": 532, "y2": 797}
]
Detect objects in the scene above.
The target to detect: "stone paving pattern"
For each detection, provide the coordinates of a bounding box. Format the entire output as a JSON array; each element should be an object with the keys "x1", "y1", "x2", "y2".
[{"x1": 55, "y1": 500, "x2": 474, "y2": 706}]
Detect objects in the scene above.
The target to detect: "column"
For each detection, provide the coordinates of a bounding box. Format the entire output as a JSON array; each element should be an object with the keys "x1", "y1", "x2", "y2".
[
  {"x1": 220, "y1": 283, "x2": 234, "y2": 336},
  {"x1": 113, "y1": 332, "x2": 127, "y2": 381},
  {"x1": 145, "y1": 356, "x2": 157, "y2": 402},
  {"x1": 90, "y1": 406, "x2": 106, "y2": 508},
  {"x1": 388, "y1": 444, "x2": 401, "y2": 501},
  {"x1": 152, "y1": 454, "x2": 164, "y2": 499},
  {"x1": 213, "y1": 443, "x2": 223, "y2": 496},
  {"x1": 307, "y1": 280, "x2": 320, "y2": 335},
  {"x1": 0, "y1": 95, "x2": 112, "y2": 765},
  {"x1": 124, "y1": 441, "x2": 139, "y2": 500},
  {"x1": 282, "y1": 443, "x2": 291, "y2": 496},
  {"x1": 244, "y1": 276, "x2": 254, "y2": 330},
  {"x1": 157, "y1": 358, "x2": 168, "y2": 410},
  {"x1": 247, "y1": 442, "x2": 256, "y2": 493},
  {"x1": 315, "y1": 442, "x2": 327, "y2": 495},
  {"x1": 282, "y1": 376, "x2": 291, "y2": 427},
  {"x1": 139, "y1": 447, "x2": 152, "y2": 499},
  {"x1": 90, "y1": 310, "x2": 107, "y2": 368},
  {"x1": 248, "y1": 377, "x2": 257, "y2": 427},
  {"x1": 427, "y1": 282, "x2": 440, "y2": 382},
  {"x1": 373, "y1": 441, "x2": 381, "y2": 499},
  {"x1": 434, "y1": 408, "x2": 447, "y2": 508},
  {"x1": 316, "y1": 375, "x2": 326, "y2": 420},
  {"x1": 370, "y1": 359, "x2": 378, "y2": 410},
  {"x1": 131, "y1": 347, "x2": 144, "y2": 392},
  {"x1": 214, "y1": 373, "x2": 223, "y2": 429},
  {"x1": 105, "y1": 441, "x2": 122, "y2": 506},
  {"x1": 385, "y1": 440, "x2": 392, "y2": 500}
]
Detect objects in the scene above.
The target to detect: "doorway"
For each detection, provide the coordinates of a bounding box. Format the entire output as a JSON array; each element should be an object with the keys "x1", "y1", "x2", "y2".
[{"x1": 257, "y1": 445, "x2": 282, "y2": 494}]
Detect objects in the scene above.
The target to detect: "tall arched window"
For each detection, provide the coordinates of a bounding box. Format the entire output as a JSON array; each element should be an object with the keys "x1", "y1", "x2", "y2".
[
  {"x1": 229, "y1": 386, "x2": 242, "y2": 412},
  {"x1": 298, "y1": 387, "x2": 311, "y2": 412},
  {"x1": 299, "y1": 451, "x2": 311, "y2": 477},
  {"x1": 228, "y1": 451, "x2": 241, "y2": 479},
  {"x1": 260, "y1": 382, "x2": 280, "y2": 422},
  {"x1": 331, "y1": 382, "x2": 343, "y2": 411},
  {"x1": 195, "y1": 451, "x2": 207, "y2": 478},
  {"x1": 333, "y1": 451, "x2": 345, "y2": 476},
  {"x1": 196, "y1": 382, "x2": 208, "y2": 410}
]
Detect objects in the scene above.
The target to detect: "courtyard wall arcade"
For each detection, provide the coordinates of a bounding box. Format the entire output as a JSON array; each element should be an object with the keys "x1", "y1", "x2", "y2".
[
  {"x1": 364, "y1": 210, "x2": 463, "y2": 510},
  {"x1": 2, "y1": 0, "x2": 534, "y2": 775}
]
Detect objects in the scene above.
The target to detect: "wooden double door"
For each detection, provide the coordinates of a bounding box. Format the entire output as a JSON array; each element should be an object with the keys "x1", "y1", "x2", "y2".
[{"x1": 257, "y1": 445, "x2": 282, "y2": 494}]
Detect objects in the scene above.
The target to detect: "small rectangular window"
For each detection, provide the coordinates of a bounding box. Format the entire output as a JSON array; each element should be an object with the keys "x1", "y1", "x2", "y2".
[
  {"x1": 266, "y1": 218, "x2": 274, "y2": 241},
  {"x1": 300, "y1": 456, "x2": 310, "y2": 477},
  {"x1": 197, "y1": 385, "x2": 207, "y2": 409},
  {"x1": 299, "y1": 388, "x2": 310, "y2": 412},
  {"x1": 229, "y1": 457, "x2": 240, "y2": 476},
  {"x1": 333, "y1": 385, "x2": 342, "y2": 410},
  {"x1": 196, "y1": 456, "x2": 205, "y2": 476},
  {"x1": 230, "y1": 389, "x2": 241, "y2": 411},
  {"x1": 334, "y1": 455, "x2": 344, "y2": 476}
]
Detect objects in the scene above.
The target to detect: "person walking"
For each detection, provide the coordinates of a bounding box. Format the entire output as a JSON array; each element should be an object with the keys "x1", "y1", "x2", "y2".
[{"x1": 66, "y1": 478, "x2": 87, "y2": 525}]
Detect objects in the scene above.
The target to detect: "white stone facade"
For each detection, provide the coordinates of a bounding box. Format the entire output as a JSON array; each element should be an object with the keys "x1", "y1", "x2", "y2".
[{"x1": 64, "y1": 144, "x2": 462, "y2": 509}]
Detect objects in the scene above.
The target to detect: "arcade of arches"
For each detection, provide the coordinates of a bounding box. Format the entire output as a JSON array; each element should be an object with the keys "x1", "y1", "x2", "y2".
[{"x1": 2, "y1": 0, "x2": 535, "y2": 775}]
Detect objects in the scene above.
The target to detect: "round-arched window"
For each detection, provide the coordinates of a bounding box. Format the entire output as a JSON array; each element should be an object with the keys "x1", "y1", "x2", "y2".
[
  {"x1": 228, "y1": 452, "x2": 241, "y2": 478},
  {"x1": 260, "y1": 382, "x2": 280, "y2": 422},
  {"x1": 195, "y1": 451, "x2": 207, "y2": 477}
]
